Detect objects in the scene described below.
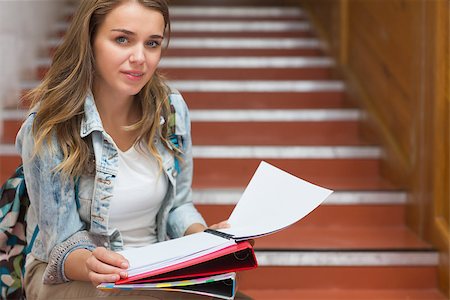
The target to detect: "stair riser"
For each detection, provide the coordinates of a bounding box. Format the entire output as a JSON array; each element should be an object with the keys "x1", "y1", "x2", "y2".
[
  {"x1": 238, "y1": 266, "x2": 439, "y2": 289},
  {"x1": 55, "y1": 29, "x2": 313, "y2": 39},
  {"x1": 244, "y1": 226, "x2": 431, "y2": 250},
  {"x1": 16, "y1": 91, "x2": 345, "y2": 111},
  {"x1": 2, "y1": 120, "x2": 361, "y2": 145},
  {"x1": 183, "y1": 92, "x2": 345, "y2": 109},
  {"x1": 161, "y1": 68, "x2": 332, "y2": 80},
  {"x1": 0, "y1": 156, "x2": 21, "y2": 183},
  {"x1": 242, "y1": 289, "x2": 447, "y2": 300},
  {"x1": 37, "y1": 67, "x2": 332, "y2": 81},
  {"x1": 1, "y1": 157, "x2": 383, "y2": 190},
  {"x1": 197, "y1": 204, "x2": 405, "y2": 228},
  {"x1": 2, "y1": 120, "x2": 21, "y2": 144},
  {"x1": 192, "y1": 158, "x2": 380, "y2": 188},
  {"x1": 191, "y1": 121, "x2": 362, "y2": 146}
]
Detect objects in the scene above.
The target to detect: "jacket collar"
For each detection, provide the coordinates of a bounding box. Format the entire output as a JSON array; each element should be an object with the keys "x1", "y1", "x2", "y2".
[{"x1": 80, "y1": 92, "x2": 105, "y2": 138}]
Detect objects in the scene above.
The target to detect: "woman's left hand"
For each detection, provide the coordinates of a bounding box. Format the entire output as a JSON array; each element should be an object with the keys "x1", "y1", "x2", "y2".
[
  {"x1": 184, "y1": 221, "x2": 230, "y2": 235},
  {"x1": 208, "y1": 220, "x2": 230, "y2": 230}
]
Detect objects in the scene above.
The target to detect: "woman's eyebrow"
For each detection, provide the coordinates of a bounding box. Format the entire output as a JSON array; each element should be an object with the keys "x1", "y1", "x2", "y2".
[
  {"x1": 111, "y1": 29, "x2": 164, "y2": 39},
  {"x1": 112, "y1": 28, "x2": 135, "y2": 35}
]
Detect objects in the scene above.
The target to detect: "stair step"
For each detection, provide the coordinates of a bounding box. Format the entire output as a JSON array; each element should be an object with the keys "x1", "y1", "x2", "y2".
[
  {"x1": 239, "y1": 265, "x2": 439, "y2": 290},
  {"x1": 161, "y1": 68, "x2": 332, "y2": 80},
  {"x1": 55, "y1": 20, "x2": 315, "y2": 39},
  {"x1": 192, "y1": 186, "x2": 413, "y2": 241},
  {"x1": 191, "y1": 121, "x2": 365, "y2": 146},
  {"x1": 15, "y1": 91, "x2": 347, "y2": 110},
  {"x1": 184, "y1": 92, "x2": 346, "y2": 109},
  {"x1": 20, "y1": 79, "x2": 345, "y2": 93},
  {"x1": 160, "y1": 56, "x2": 334, "y2": 80},
  {"x1": 197, "y1": 204, "x2": 405, "y2": 227},
  {"x1": 0, "y1": 143, "x2": 390, "y2": 190},
  {"x1": 2, "y1": 109, "x2": 363, "y2": 145},
  {"x1": 3, "y1": 122, "x2": 366, "y2": 146},
  {"x1": 37, "y1": 56, "x2": 335, "y2": 80},
  {"x1": 175, "y1": 80, "x2": 345, "y2": 108},
  {"x1": 36, "y1": 56, "x2": 336, "y2": 68},
  {"x1": 19, "y1": 80, "x2": 346, "y2": 110},
  {"x1": 165, "y1": 48, "x2": 324, "y2": 57},
  {"x1": 48, "y1": 37, "x2": 325, "y2": 57},
  {"x1": 241, "y1": 288, "x2": 447, "y2": 299},
  {"x1": 192, "y1": 158, "x2": 396, "y2": 190},
  {"x1": 53, "y1": 20, "x2": 312, "y2": 33},
  {"x1": 253, "y1": 226, "x2": 432, "y2": 250},
  {"x1": 3, "y1": 120, "x2": 367, "y2": 146}
]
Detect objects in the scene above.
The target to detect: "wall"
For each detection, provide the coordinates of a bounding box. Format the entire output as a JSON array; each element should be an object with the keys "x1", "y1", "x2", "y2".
[
  {"x1": 301, "y1": 0, "x2": 449, "y2": 295},
  {"x1": 0, "y1": 0, "x2": 68, "y2": 135}
]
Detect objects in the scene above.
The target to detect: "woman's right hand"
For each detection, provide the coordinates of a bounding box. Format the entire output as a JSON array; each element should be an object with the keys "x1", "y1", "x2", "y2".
[{"x1": 85, "y1": 247, "x2": 129, "y2": 286}]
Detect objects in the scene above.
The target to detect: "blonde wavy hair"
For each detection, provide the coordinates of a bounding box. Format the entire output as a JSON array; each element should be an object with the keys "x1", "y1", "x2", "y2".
[{"x1": 26, "y1": 0, "x2": 175, "y2": 178}]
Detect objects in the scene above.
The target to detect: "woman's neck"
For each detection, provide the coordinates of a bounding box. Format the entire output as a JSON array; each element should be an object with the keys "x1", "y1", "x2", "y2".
[
  {"x1": 91, "y1": 83, "x2": 141, "y2": 152},
  {"x1": 92, "y1": 85, "x2": 139, "y2": 128}
]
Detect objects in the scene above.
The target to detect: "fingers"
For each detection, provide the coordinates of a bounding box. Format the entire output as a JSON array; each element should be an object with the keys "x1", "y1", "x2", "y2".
[
  {"x1": 86, "y1": 247, "x2": 129, "y2": 286},
  {"x1": 87, "y1": 270, "x2": 120, "y2": 287},
  {"x1": 92, "y1": 247, "x2": 129, "y2": 269},
  {"x1": 209, "y1": 220, "x2": 230, "y2": 230}
]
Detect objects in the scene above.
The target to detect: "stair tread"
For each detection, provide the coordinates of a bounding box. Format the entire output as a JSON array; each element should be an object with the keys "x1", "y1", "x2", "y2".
[{"x1": 240, "y1": 288, "x2": 447, "y2": 299}]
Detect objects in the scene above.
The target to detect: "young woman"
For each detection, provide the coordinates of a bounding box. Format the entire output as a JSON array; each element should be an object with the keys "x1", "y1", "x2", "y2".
[{"x1": 16, "y1": 0, "x2": 227, "y2": 299}]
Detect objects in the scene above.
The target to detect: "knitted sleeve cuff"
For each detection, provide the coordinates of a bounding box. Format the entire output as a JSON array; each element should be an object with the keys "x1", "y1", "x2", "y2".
[{"x1": 43, "y1": 231, "x2": 107, "y2": 284}]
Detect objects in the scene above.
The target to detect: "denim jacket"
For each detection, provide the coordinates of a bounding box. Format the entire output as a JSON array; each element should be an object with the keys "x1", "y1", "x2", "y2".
[{"x1": 15, "y1": 90, "x2": 206, "y2": 284}]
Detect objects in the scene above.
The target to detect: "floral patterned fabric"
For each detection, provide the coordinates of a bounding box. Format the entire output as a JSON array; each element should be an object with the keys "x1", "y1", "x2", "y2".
[{"x1": 0, "y1": 166, "x2": 29, "y2": 300}]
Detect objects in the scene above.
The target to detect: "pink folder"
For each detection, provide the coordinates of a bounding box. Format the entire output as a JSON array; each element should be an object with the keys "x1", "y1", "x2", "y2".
[{"x1": 116, "y1": 240, "x2": 257, "y2": 284}]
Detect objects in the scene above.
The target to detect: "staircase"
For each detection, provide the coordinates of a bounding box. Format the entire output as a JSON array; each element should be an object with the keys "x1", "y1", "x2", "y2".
[{"x1": 0, "y1": 1, "x2": 447, "y2": 299}]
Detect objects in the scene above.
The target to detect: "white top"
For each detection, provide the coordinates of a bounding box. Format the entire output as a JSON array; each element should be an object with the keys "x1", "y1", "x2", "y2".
[{"x1": 109, "y1": 144, "x2": 168, "y2": 249}]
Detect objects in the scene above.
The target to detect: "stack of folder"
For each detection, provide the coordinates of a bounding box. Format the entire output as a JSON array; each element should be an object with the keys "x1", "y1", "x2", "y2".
[{"x1": 98, "y1": 161, "x2": 333, "y2": 299}]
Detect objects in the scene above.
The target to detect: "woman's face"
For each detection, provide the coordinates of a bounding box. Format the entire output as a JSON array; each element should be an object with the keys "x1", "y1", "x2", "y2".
[{"x1": 92, "y1": 1, "x2": 165, "y2": 99}]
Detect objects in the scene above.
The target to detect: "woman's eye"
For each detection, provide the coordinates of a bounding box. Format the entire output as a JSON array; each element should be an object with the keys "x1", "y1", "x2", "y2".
[
  {"x1": 146, "y1": 40, "x2": 160, "y2": 48},
  {"x1": 116, "y1": 37, "x2": 128, "y2": 44}
]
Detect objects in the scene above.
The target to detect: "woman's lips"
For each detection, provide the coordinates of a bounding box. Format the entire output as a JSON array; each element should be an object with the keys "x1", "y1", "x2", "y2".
[{"x1": 122, "y1": 71, "x2": 144, "y2": 81}]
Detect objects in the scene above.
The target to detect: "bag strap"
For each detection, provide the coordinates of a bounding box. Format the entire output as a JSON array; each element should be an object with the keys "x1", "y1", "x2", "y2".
[{"x1": 167, "y1": 103, "x2": 182, "y2": 174}]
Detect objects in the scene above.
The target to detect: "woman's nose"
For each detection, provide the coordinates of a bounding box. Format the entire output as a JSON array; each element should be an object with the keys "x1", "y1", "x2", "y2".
[{"x1": 129, "y1": 45, "x2": 145, "y2": 64}]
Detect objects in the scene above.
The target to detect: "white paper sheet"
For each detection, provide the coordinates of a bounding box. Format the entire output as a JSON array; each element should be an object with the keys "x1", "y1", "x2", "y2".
[
  {"x1": 114, "y1": 161, "x2": 332, "y2": 276},
  {"x1": 219, "y1": 161, "x2": 333, "y2": 239},
  {"x1": 119, "y1": 231, "x2": 235, "y2": 276}
]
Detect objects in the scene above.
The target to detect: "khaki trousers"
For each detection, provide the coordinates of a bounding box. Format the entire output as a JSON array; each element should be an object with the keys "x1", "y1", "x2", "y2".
[{"x1": 24, "y1": 260, "x2": 212, "y2": 300}]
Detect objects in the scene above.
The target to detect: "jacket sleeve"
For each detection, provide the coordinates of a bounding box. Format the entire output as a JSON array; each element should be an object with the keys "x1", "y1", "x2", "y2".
[
  {"x1": 15, "y1": 113, "x2": 106, "y2": 284},
  {"x1": 166, "y1": 92, "x2": 206, "y2": 238}
]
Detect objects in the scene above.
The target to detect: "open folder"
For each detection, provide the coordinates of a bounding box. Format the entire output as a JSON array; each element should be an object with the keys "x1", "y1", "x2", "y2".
[{"x1": 97, "y1": 161, "x2": 333, "y2": 298}]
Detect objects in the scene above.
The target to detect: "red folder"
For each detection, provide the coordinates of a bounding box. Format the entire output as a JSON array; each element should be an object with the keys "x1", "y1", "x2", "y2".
[{"x1": 117, "y1": 240, "x2": 257, "y2": 284}]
